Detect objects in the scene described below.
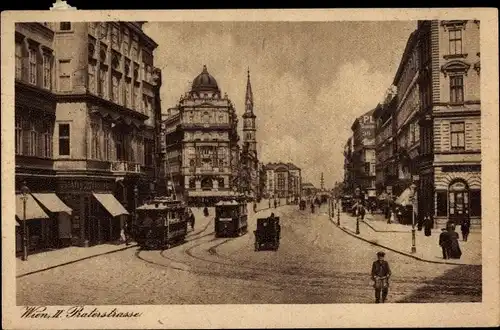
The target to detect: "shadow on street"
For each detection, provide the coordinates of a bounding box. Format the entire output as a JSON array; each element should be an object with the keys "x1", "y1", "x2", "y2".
[{"x1": 397, "y1": 264, "x2": 482, "y2": 303}]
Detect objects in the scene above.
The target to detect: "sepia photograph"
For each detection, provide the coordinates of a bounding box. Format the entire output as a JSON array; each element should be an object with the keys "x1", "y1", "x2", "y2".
[{"x1": 2, "y1": 5, "x2": 499, "y2": 329}]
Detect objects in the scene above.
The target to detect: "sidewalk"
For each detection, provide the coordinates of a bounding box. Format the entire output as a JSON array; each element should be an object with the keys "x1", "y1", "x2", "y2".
[
  {"x1": 16, "y1": 202, "x2": 288, "y2": 277},
  {"x1": 332, "y1": 213, "x2": 481, "y2": 266}
]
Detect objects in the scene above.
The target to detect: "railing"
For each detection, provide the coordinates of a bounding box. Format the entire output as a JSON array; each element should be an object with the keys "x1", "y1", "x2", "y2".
[{"x1": 110, "y1": 161, "x2": 141, "y2": 173}]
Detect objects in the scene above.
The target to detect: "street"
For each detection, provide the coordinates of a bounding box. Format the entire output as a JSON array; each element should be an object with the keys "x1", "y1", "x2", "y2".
[{"x1": 17, "y1": 204, "x2": 481, "y2": 305}]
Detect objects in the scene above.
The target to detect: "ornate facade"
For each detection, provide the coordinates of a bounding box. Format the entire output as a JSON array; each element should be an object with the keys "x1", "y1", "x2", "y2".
[
  {"x1": 263, "y1": 162, "x2": 302, "y2": 201},
  {"x1": 15, "y1": 21, "x2": 161, "y2": 249},
  {"x1": 161, "y1": 65, "x2": 240, "y2": 205},
  {"x1": 417, "y1": 20, "x2": 481, "y2": 226}
]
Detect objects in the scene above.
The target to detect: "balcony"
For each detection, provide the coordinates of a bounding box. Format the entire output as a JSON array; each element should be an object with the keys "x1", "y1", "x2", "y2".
[{"x1": 110, "y1": 161, "x2": 141, "y2": 174}]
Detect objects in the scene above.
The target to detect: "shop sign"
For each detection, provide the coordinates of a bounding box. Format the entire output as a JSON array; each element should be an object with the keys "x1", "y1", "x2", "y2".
[{"x1": 58, "y1": 180, "x2": 113, "y2": 192}]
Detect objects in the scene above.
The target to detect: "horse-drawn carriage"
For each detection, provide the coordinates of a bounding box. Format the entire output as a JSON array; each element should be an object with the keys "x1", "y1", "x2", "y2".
[
  {"x1": 254, "y1": 214, "x2": 281, "y2": 251},
  {"x1": 134, "y1": 197, "x2": 189, "y2": 250},
  {"x1": 214, "y1": 199, "x2": 248, "y2": 238}
]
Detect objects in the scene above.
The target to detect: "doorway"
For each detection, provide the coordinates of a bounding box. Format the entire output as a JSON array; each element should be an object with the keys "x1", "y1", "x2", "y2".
[{"x1": 448, "y1": 180, "x2": 469, "y2": 225}]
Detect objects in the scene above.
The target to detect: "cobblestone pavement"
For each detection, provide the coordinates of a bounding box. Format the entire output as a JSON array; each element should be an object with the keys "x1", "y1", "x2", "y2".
[{"x1": 17, "y1": 204, "x2": 481, "y2": 305}]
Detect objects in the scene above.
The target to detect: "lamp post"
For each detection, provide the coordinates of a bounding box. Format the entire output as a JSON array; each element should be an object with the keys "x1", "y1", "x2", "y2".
[
  {"x1": 355, "y1": 187, "x2": 361, "y2": 234},
  {"x1": 20, "y1": 181, "x2": 30, "y2": 261},
  {"x1": 410, "y1": 182, "x2": 417, "y2": 254}
]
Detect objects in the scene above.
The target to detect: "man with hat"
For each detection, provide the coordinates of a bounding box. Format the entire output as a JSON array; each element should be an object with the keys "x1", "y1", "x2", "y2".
[{"x1": 371, "y1": 251, "x2": 392, "y2": 303}]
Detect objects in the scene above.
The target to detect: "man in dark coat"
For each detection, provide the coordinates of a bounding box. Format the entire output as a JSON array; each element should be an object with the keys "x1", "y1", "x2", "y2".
[
  {"x1": 461, "y1": 218, "x2": 471, "y2": 241},
  {"x1": 439, "y1": 228, "x2": 450, "y2": 259},
  {"x1": 424, "y1": 214, "x2": 433, "y2": 237},
  {"x1": 371, "y1": 251, "x2": 392, "y2": 303}
]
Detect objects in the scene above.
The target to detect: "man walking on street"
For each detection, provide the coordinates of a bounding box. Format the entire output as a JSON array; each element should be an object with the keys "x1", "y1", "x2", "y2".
[
  {"x1": 371, "y1": 251, "x2": 391, "y2": 303},
  {"x1": 439, "y1": 228, "x2": 450, "y2": 259}
]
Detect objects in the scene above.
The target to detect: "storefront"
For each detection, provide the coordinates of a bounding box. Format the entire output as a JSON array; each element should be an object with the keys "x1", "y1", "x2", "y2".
[
  {"x1": 56, "y1": 177, "x2": 130, "y2": 247},
  {"x1": 434, "y1": 165, "x2": 481, "y2": 227},
  {"x1": 15, "y1": 194, "x2": 49, "y2": 254}
]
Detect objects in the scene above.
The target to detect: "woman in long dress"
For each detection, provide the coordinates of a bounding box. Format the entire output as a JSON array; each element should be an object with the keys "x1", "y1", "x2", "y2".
[{"x1": 447, "y1": 227, "x2": 462, "y2": 259}]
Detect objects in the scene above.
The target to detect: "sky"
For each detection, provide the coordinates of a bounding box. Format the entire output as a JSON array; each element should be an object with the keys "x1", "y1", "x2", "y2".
[{"x1": 143, "y1": 21, "x2": 417, "y2": 189}]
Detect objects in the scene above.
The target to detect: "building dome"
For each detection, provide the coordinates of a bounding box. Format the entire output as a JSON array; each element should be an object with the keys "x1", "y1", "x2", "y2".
[{"x1": 191, "y1": 65, "x2": 219, "y2": 92}]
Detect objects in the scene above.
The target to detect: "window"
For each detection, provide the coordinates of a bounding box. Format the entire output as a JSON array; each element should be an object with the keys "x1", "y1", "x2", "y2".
[
  {"x1": 111, "y1": 25, "x2": 120, "y2": 49},
  {"x1": 449, "y1": 29, "x2": 462, "y2": 55},
  {"x1": 28, "y1": 48, "x2": 37, "y2": 85},
  {"x1": 15, "y1": 116, "x2": 22, "y2": 155},
  {"x1": 28, "y1": 122, "x2": 38, "y2": 156},
  {"x1": 436, "y1": 191, "x2": 448, "y2": 216},
  {"x1": 15, "y1": 42, "x2": 23, "y2": 80},
  {"x1": 99, "y1": 22, "x2": 108, "y2": 40},
  {"x1": 450, "y1": 75, "x2": 464, "y2": 103},
  {"x1": 60, "y1": 22, "x2": 72, "y2": 31},
  {"x1": 41, "y1": 124, "x2": 52, "y2": 158},
  {"x1": 58, "y1": 123, "x2": 70, "y2": 156},
  {"x1": 470, "y1": 190, "x2": 481, "y2": 217},
  {"x1": 58, "y1": 60, "x2": 71, "y2": 91},
  {"x1": 42, "y1": 53, "x2": 52, "y2": 89},
  {"x1": 450, "y1": 122, "x2": 465, "y2": 149},
  {"x1": 88, "y1": 63, "x2": 96, "y2": 93},
  {"x1": 123, "y1": 29, "x2": 130, "y2": 56},
  {"x1": 115, "y1": 133, "x2": 124, "y2": 161}
]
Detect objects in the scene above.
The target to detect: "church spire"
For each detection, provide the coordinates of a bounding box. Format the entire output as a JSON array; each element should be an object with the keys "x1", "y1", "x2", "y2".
[{"x1": 245, "y1": 67, "x2": 253, "y2": 112}]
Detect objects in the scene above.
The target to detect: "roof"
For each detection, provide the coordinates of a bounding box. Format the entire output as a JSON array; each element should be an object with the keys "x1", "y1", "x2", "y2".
[{"x1": 191, "y1": 65, "x2": 220, "y2": 92}]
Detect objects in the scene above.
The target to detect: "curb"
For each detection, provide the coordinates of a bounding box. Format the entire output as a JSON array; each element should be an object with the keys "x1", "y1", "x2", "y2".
[
  {"x1": 17, "y1": 244, "x2": 138, "y2": 278},
  {"x1": 362, "y1": 219, "x2": 410, "y2": 233},
  {"x1": 328, "y1": 216, "x2": 477, "y2": 267}
]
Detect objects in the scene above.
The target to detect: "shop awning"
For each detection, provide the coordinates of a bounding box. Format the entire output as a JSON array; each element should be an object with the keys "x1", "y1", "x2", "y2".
[
  {"x1": 16, "y1": 194, "x2": 49, "y2": 220},
  {"x1": 31, "y1": 193, "x2": 73, "y2": 215},
  {"x1": 92, "y1": 193, "x2": 129, "y2": 217},
  {"x1": 395, "y1": 188, "x2": 412, "y2": 206}
]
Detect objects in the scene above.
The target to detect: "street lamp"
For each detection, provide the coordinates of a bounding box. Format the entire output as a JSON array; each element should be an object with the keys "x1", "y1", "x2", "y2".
[
  {"x1": 410, "y1": 183, "x2": 417, "y2": 254},
  {"x1": 355, "y1": 187, "x2": 361, "y2": 235},
  {"x1": 20, "y1": 181, "x2": 30, "y2": 261}
]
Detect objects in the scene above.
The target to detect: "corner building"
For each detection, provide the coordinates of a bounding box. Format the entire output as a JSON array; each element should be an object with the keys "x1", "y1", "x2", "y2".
[
  {"x1": 161, "y1": 66, "x2": 240, "y2": 205},
  {"x1": 52, "y1": 22, "x2": 159, "y2": 247},
  {"x1": 417, "y1": 20, "x2": 481, "y2": 227}
]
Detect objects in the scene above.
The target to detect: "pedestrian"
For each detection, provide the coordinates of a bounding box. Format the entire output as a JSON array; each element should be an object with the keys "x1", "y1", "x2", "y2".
[
  {"x1": 253, "y1": 202, "x2": 257, "y2": 213},
  {"x1": 439, "y1": 228, "x2": 450, "y2": 259},
  {"x1": 448, "y1": 226, "x2": 462, "y2": 259},
  {"x1": 371, "y1": 251, "x2": 391, "y2": 303},
  {"x1": 189, "y1": 210, "x2": 196, "y2": 230},
  {"x1": 269, "y1": 199, "x2": 271, "y2": 209},
  {"x1": 360, "y1": 205, "x2": 366, "y2": 220},
  {"x1": 203, "y1": 206, "x2": 209, "y2": 217},
  {"x1": 120, "y1": 226, "x2": 126, "y2": 244},
  {"x1": 311, "y1": 203, "x2": 315, "y2": 214},
  {"x1": 389, "y1": 209, "x2": 395, "y2": 224},
  {"x1": 461, "y1": 218, "x2": 471, "y2": 242},
  {"x1": 424, "y1": 214, "x2": 433, "y2": 237},
  {"x1": 274, "y1": 199, "x2": 277, "y2": 209},
  {"x1": 417, "y1": 214, "x2": 423, "y2": 231}
]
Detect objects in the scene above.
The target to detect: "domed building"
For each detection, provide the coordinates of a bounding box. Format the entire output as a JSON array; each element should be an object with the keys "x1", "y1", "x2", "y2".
[{"x1": 160, "y1": 65, "x2": 241, "y2": 204}]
